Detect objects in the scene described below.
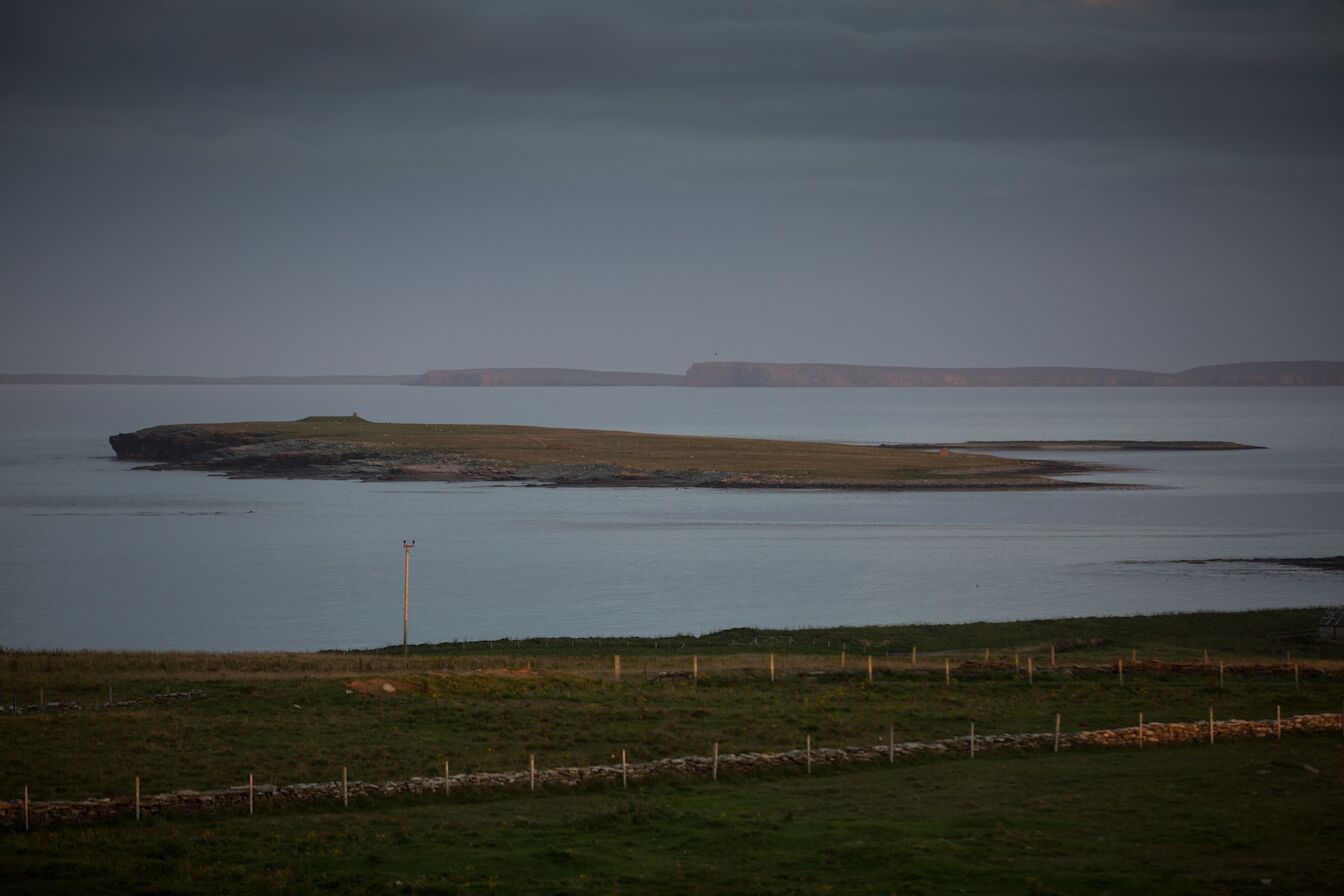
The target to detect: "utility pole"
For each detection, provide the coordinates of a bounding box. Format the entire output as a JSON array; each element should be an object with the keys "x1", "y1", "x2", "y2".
[{"x1": 403, "y1": 540, "x2": 415, "y2": 658}]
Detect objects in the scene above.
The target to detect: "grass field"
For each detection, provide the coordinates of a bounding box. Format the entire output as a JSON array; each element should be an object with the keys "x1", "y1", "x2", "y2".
[
  {"x1": 3, "y1": 608, "x2": 1341, "y2": 800},
  {"x1": 4, "y1": 739, "x2": 1342, "y2": 894},
  {"x1": 4, "y1": 608, "x2": 1343, "y2": 893}
]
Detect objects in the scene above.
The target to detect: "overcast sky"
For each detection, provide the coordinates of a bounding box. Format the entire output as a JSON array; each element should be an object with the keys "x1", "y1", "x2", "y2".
[{"x1": 2, "y1": 1, "x2": 1341, "y2": 376}]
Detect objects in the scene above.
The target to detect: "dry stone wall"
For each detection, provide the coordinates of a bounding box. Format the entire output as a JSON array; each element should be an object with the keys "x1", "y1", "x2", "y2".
[
  {"x1": 1, "y1": 690, "x2": 204, "y2": 716},
  {"x1": 4, "y1": 712, "x2": 1340, "y2": 829}
]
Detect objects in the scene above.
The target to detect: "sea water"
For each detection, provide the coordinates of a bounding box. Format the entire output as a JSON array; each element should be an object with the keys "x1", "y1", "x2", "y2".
[{"x1": 0, "y1": 385, "x2": 1341, "y2": 650}]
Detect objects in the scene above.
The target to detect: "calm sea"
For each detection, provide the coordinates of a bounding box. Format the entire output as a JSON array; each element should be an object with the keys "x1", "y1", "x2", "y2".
[{"x1": 1, "y1": 386, "x2": 1341, "y2": 651}]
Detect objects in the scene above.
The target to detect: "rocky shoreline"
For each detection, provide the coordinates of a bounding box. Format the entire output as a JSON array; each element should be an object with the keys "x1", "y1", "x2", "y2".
[
  {"x1": 885, "y1": 440, "x2": 1262, "y2": 452},
  {"x1": 5, "y1": 712, "x2": 1339, "y2": 828},
  {"x1": 1173, "y1": 556, "x2": 1344, "y2": 572}
]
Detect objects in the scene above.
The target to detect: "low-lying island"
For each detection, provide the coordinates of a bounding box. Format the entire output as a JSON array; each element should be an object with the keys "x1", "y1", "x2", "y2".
[{"x1": 107, "y1": 415, "x2": 1165, "y2": 490}]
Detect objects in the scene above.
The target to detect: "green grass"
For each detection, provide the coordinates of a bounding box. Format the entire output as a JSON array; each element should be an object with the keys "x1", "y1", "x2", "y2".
[
  {"x1": 382, "y1": 606, "x2": 1342, "y2": 659},
  {"x1": 4, "y1": 738, "x2": 1342, "y2": 894},
  {"x1": 7, "y1": 609, "x2": 1344, "y2": 800},
  {"x1": 5, "y1": 609, "x2": 1344, "y2": 893}
]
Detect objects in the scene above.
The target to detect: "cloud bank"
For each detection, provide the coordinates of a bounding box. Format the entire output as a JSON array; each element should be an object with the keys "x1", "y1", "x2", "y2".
[{"x1": 2, "y1": 1, "x2": 1341, "y2": 374}]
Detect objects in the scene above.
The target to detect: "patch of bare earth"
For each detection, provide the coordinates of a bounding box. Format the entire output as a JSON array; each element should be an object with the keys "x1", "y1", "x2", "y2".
[
  {"x1": 467, "y1": 667, "x2": 536, "y2": 678},
  {"x1": 346, "y1": 678, "x2": 417, "y2": 696}
]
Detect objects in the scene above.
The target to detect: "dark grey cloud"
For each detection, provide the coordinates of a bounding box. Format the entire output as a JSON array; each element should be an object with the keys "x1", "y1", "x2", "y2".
[
  {"x1": 5, "y1": 1, "x2": 1341, "y2": 156},
  {"x1": 1, "y1": 2, "x2": 1341, "y2": 376}
]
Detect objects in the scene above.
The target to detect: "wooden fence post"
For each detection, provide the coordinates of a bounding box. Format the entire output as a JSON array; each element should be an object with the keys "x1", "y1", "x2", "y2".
[
  {"x1": 1050, "y1": 644, "x2": 1056, "y2": 668},
  {"x1": 805, "y1": 735, "x2": 812, "y2": 774},
  {"x1": 770, "y1": 653, "x2": 775, "y2": 682},
  {"x1": 1118, "y1": 657, "x2": 1124, "y2": 686},
  {"x1": 1294, "y1": 661, "x2": 1300, "y2": 690},
  {"x1": 1053, "y1": 713, "x2": 1060, "y2": 753},
  {"x1": 867, "y1": 655, "x2": 873, "y2": 682},
  {"x1": 693, "y1": 655, "x2": 699, "y2": 682},
  {"x1": 1203, "y1": 649, "x2": 1209, "y2": 666},
  {"x1": 23, "y1": 785, "x2": 29, "y2": 831},
  {"x1": 944, "y1": 657, "x2": 951, "y2": 686},
  {"x1": 530, "y1": 754, "x2": 536, "y2": 791},
  {"x1": 970, "y1": 722, "x2": 976, "y2": 759},
  {"x1": 248, "y1": 773, "x2": 254, "y2": 816},
  {"x1": 1276, "y1": 705, "x2": 1281, "y2": 740},
  {"x1": 1027, "y1": 657, "x2": 1034, "y2": 686},
  {"x1": 1014, "y1": 653, "x2": 1020, "y2": 674},
  {"x1": 911, "y1": 646, "x2": 917, "y2": 667},
  {"x1": 983, "y1": 648, "x2": 990, "y2": 666},
  {"x1": 614, "y1": 655, "x2": 621, "y2": 682},
  {"x1": 621, "y1": 749, "x2": 628, "y2": 789},
  {"x1": 712, "y1": 742, "x2": 719, "y2": 780},
  {"x1": 342, "y1": 767, "x2": 348, "y2": 807},
  {"x1": 840, "y1": 650, "x2": 846, "y2": 671},
  {"x1": 445, "y1": 760, "x2": 450, "y2": 798},
  {"x1": 134, "y1": 776, "x2": 140, "y2": 821},
  {"x1": 889, "y1": 724, "x2": 895, "y2": 763},
  {"x1": 1138, "y1": 711, "x2": 1144, "y2": 749},
  {"x1": 1131, "y1": 648, "x2": 1136, "y2": 663},
  {"x1": 1208, "y1": 706, "x2": 1215, "y2": 745}
]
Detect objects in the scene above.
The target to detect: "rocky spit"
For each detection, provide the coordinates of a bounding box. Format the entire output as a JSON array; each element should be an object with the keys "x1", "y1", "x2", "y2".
[{"x1": 5, "y1": 712, "x2": 1341, "y2": 829}]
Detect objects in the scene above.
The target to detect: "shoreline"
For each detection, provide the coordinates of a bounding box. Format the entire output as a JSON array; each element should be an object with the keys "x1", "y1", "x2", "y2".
[
  {"x1": 5, "y1": 605, "x2": 1336, "y2": 660},
  {"x1": 207, "y1": 465, "x2": 1130, "y2": 491},
  {"x1": 886, "y1": 439, "x2": 1263, "y2": 452},
  {"x1": 1171, "y1": 556, "x2": 1344, "y2": 572}
]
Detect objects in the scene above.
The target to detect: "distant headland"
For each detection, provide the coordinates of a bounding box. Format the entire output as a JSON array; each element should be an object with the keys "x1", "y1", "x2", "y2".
[
  {"x1": 680, "y1": 360, "x2": 1344, "y2": 387},
  {"x1": 416, "y1": 368, "x2": 684, "y2": 386},
  {"x1": 8, "y1": 360, "x2": 1344, "y2": 387}
]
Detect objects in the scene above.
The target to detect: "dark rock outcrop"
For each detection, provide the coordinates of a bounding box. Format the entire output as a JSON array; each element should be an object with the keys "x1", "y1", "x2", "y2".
[
  {"x1": 108, "y1": 427, "x2": 261, "y2": 462},
  {"x1": 109, "y1": 430, "x2": 390, "y2": 479}
]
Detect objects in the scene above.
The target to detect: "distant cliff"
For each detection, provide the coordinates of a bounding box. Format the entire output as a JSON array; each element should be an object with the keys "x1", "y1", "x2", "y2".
[
  {"x1": 415, "y1": 368, "x2": 685, "y2": 386},
  {"x1": 684, "y1": 361, "x2": 1344, "y2": 387}
]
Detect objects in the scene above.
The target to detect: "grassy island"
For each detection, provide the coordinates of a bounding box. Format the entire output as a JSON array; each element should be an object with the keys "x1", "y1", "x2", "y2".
[{"x1": 109, "y1": 416, "x2": 1127, "y2": 489}]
